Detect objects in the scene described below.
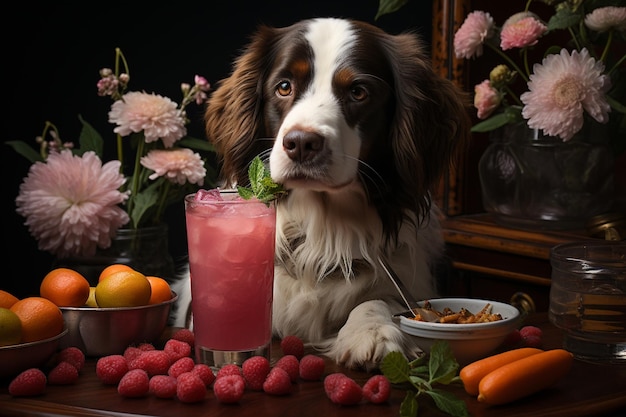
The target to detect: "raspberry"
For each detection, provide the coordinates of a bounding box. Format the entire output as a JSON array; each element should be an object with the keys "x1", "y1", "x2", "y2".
[
  {"x1": 176, "y1": 372, "x2": 207, "y2": 403},
  {"x1": 118, "y1": 369, "x2": 150, "y2": 398},
  {"x1": 149, "y1": 375, "x2": 178, "y2": 399},
  {"x1": 262, "y1": 366, "x2": 292, "y2": 396},
  {"x1": 164, "y1": 338, "x2": 192, "y2": 362},
  {"x1": 137, "y1": 342, "x2": 156, "y2": 351},
  {"x1": 362, "y1": 374, "x2": 391, "y2": 404},
  {"x1": 123, "y1": 346, "x2": 144, "y2": 363},
  {"x1": 280, "y1": 335, "x2": 305, "y2": 358},
  {"x1": 8, "y1": 368, "x2": 47, "y2": 397},
  {"x1": 324, "y1": 373, "x2": 363, "y2": 405},
  {"x1": 213, "y1": 374, "x2": 246, "y2": 403},
  {"x1": 520, "y1": 326, "x2": 543, "y2": 348},
  {"x1": 216, "y1": 363, "x2": 242, "y2": 379},
  {"x1": 172, "y1": 328, "x2": 195, "y2": 347},
  {"x1": 48, "y1": 361, "x2": 79, "y2": 385},
  {"x1": 192, "y1": 364, "x2": 216, "y2": 386},
  {"x1": 96, "y1": 355, "x2": 129, "y2": 385},
  {"x1": 299, "y1": 354, "x2": 325, "y2": 381},
  {"x1": 56, "y1": 347, "x2": 85, "y2": 372},
  {"x1": 275, "y1": 355, "x2": 299, "y2": 382},
  {"x1": 129, "y1": 350, "x2": 171, "y2": 376},
  {"x1": 242, "y1": 356, "x2": 271, "y2": 391},
  {"x1": 168, "y1": 357, "x2": 196, "y2": 378}
]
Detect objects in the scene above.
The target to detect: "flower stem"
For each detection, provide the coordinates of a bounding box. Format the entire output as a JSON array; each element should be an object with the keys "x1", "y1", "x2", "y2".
[
  {"x1": 486, "y1": 42, "x2": 529, "y2": 83},
  {"x1": 128, "y1": 139, "x2": 145, "y2": 228}
]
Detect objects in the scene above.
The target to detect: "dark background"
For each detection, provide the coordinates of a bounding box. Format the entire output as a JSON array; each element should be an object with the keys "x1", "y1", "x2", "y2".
[{"x1": 2, "y1": 1, "x2": 434, "y2": 298}]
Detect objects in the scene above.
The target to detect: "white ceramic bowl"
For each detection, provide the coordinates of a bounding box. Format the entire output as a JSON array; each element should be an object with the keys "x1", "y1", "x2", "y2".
[
  {"x1": 0, "y1": 328, "x2": 69, "y2": 379},
  {"x1": 396, "y1": 298, "x2": 521, "y2": 365},
  {"x1": 59, "y1": 292, "x2": 177, "y2": 357}
]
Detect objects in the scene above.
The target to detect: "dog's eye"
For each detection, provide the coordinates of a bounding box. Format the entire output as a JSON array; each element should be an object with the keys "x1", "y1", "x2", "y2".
[
  {"x1": 350, "y1": 85, "x2": 368, "y2": 101},
  {"x1": 276, "y1": 81, "x2": 292, "y2": 97}
]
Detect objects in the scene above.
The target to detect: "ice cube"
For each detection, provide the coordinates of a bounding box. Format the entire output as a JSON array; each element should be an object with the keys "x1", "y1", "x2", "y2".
[{"x1": 195, "y1": 188, "x2": 223, "y2": 201}]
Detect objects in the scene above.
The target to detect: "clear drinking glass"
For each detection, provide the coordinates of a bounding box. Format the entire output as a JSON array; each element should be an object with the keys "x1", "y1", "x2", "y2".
[
  {"x1": 549, "y1": 241, "x2": 626, "y2": 364},
  {"x1": 184, "y1": 190, "x2": 276, "y2": 370}
]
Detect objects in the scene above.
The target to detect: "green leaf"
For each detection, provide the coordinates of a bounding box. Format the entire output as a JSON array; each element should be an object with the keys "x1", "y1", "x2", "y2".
[
  {"x1": 427, "y1": 389, "x2": 470, "y2": 417},
  {"x1": 471, "y1": 112, "x2": 516, "y2": 132},
  {"x1": 399, "y1": 391, "x2": 419, "y2": 417},
  {"x1": 237, "y1": 156, "x2": 287, "y2": 204},
  {"x1": 428, "y1": 341, "x2": 460, "y2": 385},
  {"x1": 375, "y1": 0, "x2": 408, "y2": 20},
  {"x1": 5, "y1": 141, "x2": 44, "y2": 163},
  {"x1": 130, "y1": 187, "x2": 159, "y2": 228},
  {"x1": 380, "y1": 351, "x2": 412, "y2": 384},
  {"x1": 76, "y1": 115, "x2": 104, "y2": 157},
  {"x1": 178, "y1": 136, "x2": 216, "y2": 152},
  {"x1": 548, "y1": 8, "x2": 580, "y2": 31}
]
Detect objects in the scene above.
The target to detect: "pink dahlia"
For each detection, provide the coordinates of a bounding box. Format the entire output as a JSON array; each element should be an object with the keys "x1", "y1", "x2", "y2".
[
  {"x1": 454, "y1": 11, "x2": 495, "y2": 59},
  {"x1": 108, "y1": 91, "x2": 187, "y2": 147},
  {"x1": 474, "y1": 80, "x2": 501, "y2": 119},
  {"x1": 16, "y1": 150, "x2": 129, "y2": 257},
  {"x1": 521, "y1": 48, "x2": 611, "y2": 141},
  {"x1": 140, "y1": 148, "x2": 206, "y2": 185},
  {"x1": 500, "y1": 13, "x2": 547, "y2": 50},
  {"x1": 584, "y1": 6, "x2": 626, "y2": 33}
]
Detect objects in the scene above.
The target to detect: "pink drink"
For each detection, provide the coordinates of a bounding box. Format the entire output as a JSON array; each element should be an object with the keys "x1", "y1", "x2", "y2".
[{"x1": 184, "y1": 189, "x2": 276, "y2": 366}]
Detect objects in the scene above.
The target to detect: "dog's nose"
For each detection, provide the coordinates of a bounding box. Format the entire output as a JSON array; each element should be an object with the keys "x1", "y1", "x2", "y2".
[{"x1": 283, "y1": 131, "x2": 324, "y2": 162}]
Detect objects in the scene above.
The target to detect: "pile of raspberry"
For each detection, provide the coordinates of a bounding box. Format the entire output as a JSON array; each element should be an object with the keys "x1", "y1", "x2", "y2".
[{"x1": 7, "y1": 331, "x2": 391, "y2": 406}]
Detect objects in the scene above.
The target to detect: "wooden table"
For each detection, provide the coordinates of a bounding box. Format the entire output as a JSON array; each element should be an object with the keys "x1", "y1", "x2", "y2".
[{"x1": 1, "y1": 314, "x2": 625, "y2": 417}]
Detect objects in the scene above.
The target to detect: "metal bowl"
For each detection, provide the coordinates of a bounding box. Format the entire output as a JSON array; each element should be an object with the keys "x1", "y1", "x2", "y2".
[
  {"x1": 59, "y1": 292, "x2": 177, "y2": 357},
  {"x1": 0, "y1": 328, "x2": 69, "y2": 379},
  {"x1": 395, "y1": 298, "x2": 521, "y2": 366}
]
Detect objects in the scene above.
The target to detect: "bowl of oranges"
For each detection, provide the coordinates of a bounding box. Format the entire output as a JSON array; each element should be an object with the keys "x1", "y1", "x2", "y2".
[
  {"x1": 39, "y1": 265, "x2": 177, "y2": 357},
  {"x1": 0, "y1": 291, "x2": 69, "y2": 378}
]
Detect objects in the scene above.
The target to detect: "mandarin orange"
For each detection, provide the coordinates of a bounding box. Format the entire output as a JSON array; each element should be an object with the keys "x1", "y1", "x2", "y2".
[
  {"x1": 146, "y1": 276, "x2": 172, "y2": 304},
  {"x1": 10, "y1": 296, "x2": 64, "y2": 343},
  {"x1": 95, "y1": 270, "x2": 152, "y2": 308},
  {"x1": 98, "y1": 264, "x2": 135, "y2": 283},
  {"x1": 0, "y1": 289, "x2": 20, "y2": 309},
  {"x1": 40, "y1": 268, "x2": 91, "y2": 307}
]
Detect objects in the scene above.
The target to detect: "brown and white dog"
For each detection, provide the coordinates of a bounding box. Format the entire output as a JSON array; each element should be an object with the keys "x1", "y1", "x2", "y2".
[{"x1": 174, "y1": 17, "x2": 470, "y2": 370}]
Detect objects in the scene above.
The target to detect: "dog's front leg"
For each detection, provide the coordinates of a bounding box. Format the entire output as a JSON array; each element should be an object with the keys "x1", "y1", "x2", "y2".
[{"x1": 327, "y1": 300, "x2": 424, "y2": 371}]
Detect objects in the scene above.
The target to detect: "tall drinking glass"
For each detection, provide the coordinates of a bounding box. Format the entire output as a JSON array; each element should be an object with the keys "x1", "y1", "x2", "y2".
[{"x1": 184, "y1": 189, "x2": 276, "y2": 370}]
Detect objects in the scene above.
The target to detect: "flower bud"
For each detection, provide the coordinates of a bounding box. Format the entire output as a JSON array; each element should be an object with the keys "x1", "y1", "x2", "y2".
[{"x1": 489, "y1": 65, "x2": 516, "y2": 88}]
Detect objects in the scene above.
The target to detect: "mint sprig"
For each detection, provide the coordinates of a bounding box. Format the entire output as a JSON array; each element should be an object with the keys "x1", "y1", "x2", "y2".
[
  {"x1": 237, "y1": 156, "x2": 287, "y2": 204},
  {"x1": 380, "y1": 341, "x2": 469, "y2": 417}
]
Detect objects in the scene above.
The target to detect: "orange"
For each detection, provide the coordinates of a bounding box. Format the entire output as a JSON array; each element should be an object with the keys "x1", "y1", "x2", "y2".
[
  {"x1": 40, "y1": 268, "x2": 91, "y2": 307},
  {"x1": 0, "y1": 289, "x2": 20, "y2": 309},
  {"x1": 98, "y1": 263, "x2": 135, "y2": 283},
  {"x1": 95, "y1": 270, "x2": 152, "y2": 308},
  {"x1": 146, "y1": 276, "x2": 172, "y2": 304},
  {"x1": 10, "y1": 296, "x2": 64, "y2": 343},
  {"x1": 0, "y1": 307, "x2": 22, "y2": 346}
]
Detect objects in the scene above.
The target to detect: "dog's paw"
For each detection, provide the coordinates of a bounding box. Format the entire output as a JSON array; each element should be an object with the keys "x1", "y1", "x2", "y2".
[{"x1": 326, "y1": 300, "x2": 423, "y2": 371}]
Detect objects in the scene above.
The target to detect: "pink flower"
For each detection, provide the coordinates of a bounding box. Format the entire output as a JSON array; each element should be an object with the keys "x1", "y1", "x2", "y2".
[
  {"x1": 500, "y1": 13, "x2": 547, "y2": 50},
  {"x1": 585, "y1": 7, "x2": 626, "y2": 32},
  {"x1": 474, "y1": 80, "x2": 501, "y2": 119},
  {"x1": 108, "y1": 91, "x2": 187, "y2": 147},
  {"x1": 140, "y1": 148, "x2": 206, "y2": 185},
  {"x1": 15, "y1": 150, "x2": 129, "y2": 257},
  {"x1": 521, "y1": 48, "x2": 611, "y2": 141},
  {"x1": 454, "y1": 11, "x2": 495, "y2": 59}
]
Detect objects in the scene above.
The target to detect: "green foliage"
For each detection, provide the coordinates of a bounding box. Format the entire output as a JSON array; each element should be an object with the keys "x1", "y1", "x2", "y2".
[
  {"x1": 380, "y1": 341, "x2": 468, "y2": 417},
  {"x1": 237, "y1": 156, "x2": 288, "y2": 205},
  {"x1": 375, "y1": 0, "x2": 409, "y2": 20}
]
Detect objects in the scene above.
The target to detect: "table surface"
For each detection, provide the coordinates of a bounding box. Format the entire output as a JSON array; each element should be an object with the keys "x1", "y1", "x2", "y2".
[{"x1": 1, "y1": 314, "x2": 625, "y2": 417}]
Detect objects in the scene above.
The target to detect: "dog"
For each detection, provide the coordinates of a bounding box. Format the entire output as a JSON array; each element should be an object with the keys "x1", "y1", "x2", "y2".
[{"x1": 173, "y1": 17, "x2": 470, "y2": 370}]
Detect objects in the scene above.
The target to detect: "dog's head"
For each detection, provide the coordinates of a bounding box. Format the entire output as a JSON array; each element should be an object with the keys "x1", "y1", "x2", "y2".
[{"x1": 205, "y1": 18, "x2": 470, "y2": 241}]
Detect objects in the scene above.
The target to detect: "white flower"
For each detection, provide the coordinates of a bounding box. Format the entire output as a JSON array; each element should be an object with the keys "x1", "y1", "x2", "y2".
[
  {"x1": 108, "y1": 91, "x2": 187, "y2": 147},
  {"x1": 15, "y1": 150, "x2": 129, "y2": 257},
  {"x1": 585, "y1": 6, "x2": 626, "y2": 32},
  {"x1": 521, "y1": 49, "x2": 611, "y2": 141}
]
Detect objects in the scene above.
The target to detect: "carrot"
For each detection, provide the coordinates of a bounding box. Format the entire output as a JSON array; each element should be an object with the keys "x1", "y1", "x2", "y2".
[
  {"x1": 477, "y1": 349, "x2": 574, "y2": 405},
  {"x1": 459, "y1": 347, "x2": 544, "y2": 395}
]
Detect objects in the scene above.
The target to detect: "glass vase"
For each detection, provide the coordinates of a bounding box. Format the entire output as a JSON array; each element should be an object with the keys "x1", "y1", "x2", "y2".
[
  {"x1": 478, "y1": 122, "x2": 615, "y2": 230},
  {"x1": 53, "y1": 224, "x2": 176, "y2": 286}
]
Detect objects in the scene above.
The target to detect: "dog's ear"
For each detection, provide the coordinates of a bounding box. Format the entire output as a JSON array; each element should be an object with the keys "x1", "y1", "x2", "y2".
[
  {"x1": 384, "y1": 31, "x2": 471, "y2": 220},
  {"x1": 205, "y1": 25, "x2": 281, "y2": 186}
]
